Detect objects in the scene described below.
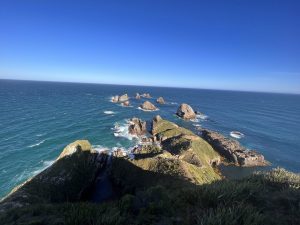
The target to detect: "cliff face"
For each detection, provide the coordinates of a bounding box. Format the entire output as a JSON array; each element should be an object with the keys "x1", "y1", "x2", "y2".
[
  {"x1": 110, "y1": 116, "x2": 221, "y2": 194},
  {"x1": 0, "y1": 120, "x2": 299, "y2": 225},
  {"x1": 202, "y1": 129, "x2": 267, "y2": 167},
  {"x1": 0, "y1": 140, "x2": 100, "y2": 213}
]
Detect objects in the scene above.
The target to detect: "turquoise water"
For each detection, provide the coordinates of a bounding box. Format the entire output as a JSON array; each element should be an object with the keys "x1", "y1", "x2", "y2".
[{"x1": 0, "y1": 79, "x2": 300, "y2": 198}]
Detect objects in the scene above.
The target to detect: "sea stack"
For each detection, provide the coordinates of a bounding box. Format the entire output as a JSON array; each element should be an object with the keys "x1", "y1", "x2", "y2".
[
  {"x1": 140, "y1": 101, "x2": 157, "y2": 111},
  {"x1": 141, "y1": 93, "x2": 151, "y2": 98},
  {"x1": 176, "y1": 103, "x2": 196, "y2": 120},
  {"x1": 121, "y1": 101, "x2": 130, "y2": 107},
  {"x1": 156, "y1": 97, "x2": 165, "y2": 104},
  {"x1": 135, "y1": 93, "x2": 141, "y2": 99},
  {"x1": 128, "y1": 118, "x2": 147, "y2": 136},
  {"x1": 112, "y1": 94, "x2": 129, "y2": 103}
]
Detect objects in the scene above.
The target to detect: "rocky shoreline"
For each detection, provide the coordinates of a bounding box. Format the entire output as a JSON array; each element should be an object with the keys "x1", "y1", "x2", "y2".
[
  {"x1": 201, "y1": 129, "x2": 267, "y2": 167},
  {"x1": 0, "y1": 93, "x2": 299, "y2": 225}
]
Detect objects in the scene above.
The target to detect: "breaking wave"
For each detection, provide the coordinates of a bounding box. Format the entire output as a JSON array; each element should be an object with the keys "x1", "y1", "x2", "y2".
[
  {"x1": 28, "y1": 140, "x2": 46, "y2": 148},
  {"x1": 104, "y1": 111, "x2": 115, "y2": 115}
]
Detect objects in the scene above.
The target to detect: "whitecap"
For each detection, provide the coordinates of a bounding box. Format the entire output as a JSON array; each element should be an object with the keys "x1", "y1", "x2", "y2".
[
  {"x1": 137, "y1": 107, "x2": 159, "y2": 112},
  {"x1": 169, "y1": 102, "x2": 178, "y2": 105},
  {"x1": 92, "y1": 145, "x2": 111, "y2": 153},
  {"x1": 190, "y1": 118, "x2": 199, "y2": 123},
  {"x1": 104, "y1": 111, "x2": 115, "y2": 115},
  {"x1": 193, "y1": 124, "x2": 201, "y2": 127},
  {"x1": 32, "y1": 160, "x2": 55, "y2": 175},
  {"x1": 28, "y1": 140, "x2": 46, "y2": 148},
  {"x1": 230, "y1": 131, "x2": 245, "y2": 139},
  {"x1": 196, "y1": 114, "x2": 208, "y2": 120},
  {"x1": 112, "y1": 120, "x2": 138, "y2": 141}
]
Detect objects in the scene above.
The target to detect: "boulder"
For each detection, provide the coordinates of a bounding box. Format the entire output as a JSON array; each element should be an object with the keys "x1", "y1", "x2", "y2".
[
  {"x1": 112, "y1": 95, "x2": 119, "y2": 102},
  {"x1": 156, "y1": 97, "x2": 165, "y2": 104},
  {"x1": 202, "y1": 129, "x2": 267, "y2": 167},
  {"x1": 112, "y1": 94, "x2": 129, "y2": 102},
  {"x1": 135, "y1": 93, "x2": 141, "y2": 99},
  {"x1": 128, "y1": 118, "x2": 147, "y2": 136},
  {"x1": 118, "y1": 94, "x2": 129, "y2": 102},
  {"x1": 142, "y1": 93, "x2": 151, "y2": 98},
  {"x1": 176, "y1": 103, "x2": 196, "y2": 120},
  {"x1": 112, "y1": 149, "x2": 127, "y2": 158},
  {"x1": 140, "y1": 101, "x2": 157, "y2": 111},
  {"x1": 121, "y1": 101, "x2": 130, "y2": 107}
]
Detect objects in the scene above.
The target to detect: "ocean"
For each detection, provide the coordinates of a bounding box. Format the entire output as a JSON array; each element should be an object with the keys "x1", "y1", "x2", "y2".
[{"x1": 0, "y1": 79, "x2": 299, "y2": 198}]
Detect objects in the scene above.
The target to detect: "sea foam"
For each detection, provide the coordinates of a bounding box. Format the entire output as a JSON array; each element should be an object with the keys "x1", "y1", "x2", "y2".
[
  {"x1": 28, "y1": 140, "x2": 46, "y2": 148},
  {"x1": 104, "y1": 111, "x2": 115, "y2": 115}
]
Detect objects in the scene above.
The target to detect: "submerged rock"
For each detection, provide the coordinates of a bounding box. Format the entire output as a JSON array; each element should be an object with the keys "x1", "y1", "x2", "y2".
[
  {"x1": 156, "y1": 97, "x2": 165, "y2": 104},
  {"x1": 128, "y1": 118, "x2": 147, "y2": 136},
  {"x1": 202, "y1": 129, "x2": 267, "y2": 167},
  {"x1": 177, "y1": 103, "x2": 196, "y2": 120},
  {"x1": 140, "y1": 101, "x2": 157, "y2": 111}
]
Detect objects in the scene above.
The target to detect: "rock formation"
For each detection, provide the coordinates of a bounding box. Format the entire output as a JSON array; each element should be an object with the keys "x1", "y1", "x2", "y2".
[
  {"x1": 135, "y1": 93, "x2": 141, "y2": 99},
  {"x1": 202, "y1": 129, "x2": 267, "y2": 167},
  {"x1": 0, "y1": 140, "x2": 101, "y2": 213},
  {"x1": 140, "y1": 101, "x2": 157, "y2": 111},
  {"x1": 156, "y1": 97, "x2": 165, "y2": 104},
  {"x1": 150, "y1": 116, "x2": 221, "y2": 176},
  {"x1": 112, "y1": 94, "x2": 129, "y2": 102},
  {"x1": 176, "y1": 103, "x2": 196, "y2": 120},
  {"x1": 121, "y1": 101, "x2": 130, "y2": 107},
  {"x1": 128, "y1": 118, "x2": 147, "y2": 136},
  {"x1": 141, "y1": 93, "x2": 151, "y2": 98}
]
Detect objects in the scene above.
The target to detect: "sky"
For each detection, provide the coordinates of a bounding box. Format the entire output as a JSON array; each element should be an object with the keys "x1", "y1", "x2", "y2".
[{"x1": 0, "y1": 0, "x2": 300, "y2": 94}]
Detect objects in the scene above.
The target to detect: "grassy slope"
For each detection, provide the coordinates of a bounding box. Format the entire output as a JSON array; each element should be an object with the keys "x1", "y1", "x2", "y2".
[
  {"x1": 0, "y1": 140, "x2": 99, "y2": 213},
  {"x1": 1, "y1": 168, "x2": 299, "y2": 225},
  {"x1": 154, "y1": 118, "x2": 221, "y2": 183}
]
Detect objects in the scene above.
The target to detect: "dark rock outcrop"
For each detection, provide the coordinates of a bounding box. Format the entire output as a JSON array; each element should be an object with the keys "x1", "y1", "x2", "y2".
[
  {"x1": 128, "y1": 118, "x2": 147, "y2": 136},
  {"x1": 156, "y1": 97, "x2": 165, "y2": 104},
  {"x1": 177, "y1": 103, "x2": 196, "y2": 120},
  {"x1": 202, "y1": 129, "x2": 267, "y2": 167},
  {"x1": 0, "y1": 140, "x2": 100, "y2": 213},
  {"x1": 140, "y1": 101, "x2": 157, "y2": 111}
]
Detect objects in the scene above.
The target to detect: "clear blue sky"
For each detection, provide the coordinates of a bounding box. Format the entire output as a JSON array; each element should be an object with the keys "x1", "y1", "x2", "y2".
[{"x1": 0, "y1": 0, "x2": 299, "y2": 93}]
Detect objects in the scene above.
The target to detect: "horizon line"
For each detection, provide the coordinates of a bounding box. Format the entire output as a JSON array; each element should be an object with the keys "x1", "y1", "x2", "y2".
[{"x1": 1, "y1": 78, "x2": 299, "y2": 96}]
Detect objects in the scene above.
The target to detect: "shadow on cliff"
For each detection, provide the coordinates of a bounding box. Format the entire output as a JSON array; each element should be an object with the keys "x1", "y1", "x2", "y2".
[
  {"x1": 86, "y1": 155, "x2": 198, "y2": 202},
  {"x1": 1, "y1": 153, "x2": 299, "y2": 225}
]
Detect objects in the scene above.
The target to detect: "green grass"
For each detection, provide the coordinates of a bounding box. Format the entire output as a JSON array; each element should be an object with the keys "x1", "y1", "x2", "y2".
[{"x1": 1, "y1": 168, "x2": 299, "y2": 225}]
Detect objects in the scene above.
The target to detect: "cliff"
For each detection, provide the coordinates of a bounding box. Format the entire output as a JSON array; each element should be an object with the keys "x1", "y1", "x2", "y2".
[
  {"x1": 0, "y1": 140, "x2": 100, "y2": 213},
  {"x1": 0, "y1": 120, "x2": 299, "y2": 225}
]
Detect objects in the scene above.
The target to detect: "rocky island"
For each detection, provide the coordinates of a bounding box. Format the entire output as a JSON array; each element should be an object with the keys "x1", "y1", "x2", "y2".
[
  {"x1": 140, "y1": 101, "x2": 158, "y2": 111},
  {"x1": 0, "y1": 115, "x2": 299, "y2": 225},
  {"x1": 112, "y1": 94, "x2": 129, "y2": 103},
  {"x1": 177, "y1": 103, "x2": 196, "y2": 120},
  {"x1": 156, "y1": 96, "x2": 165, "y2": 104}
]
